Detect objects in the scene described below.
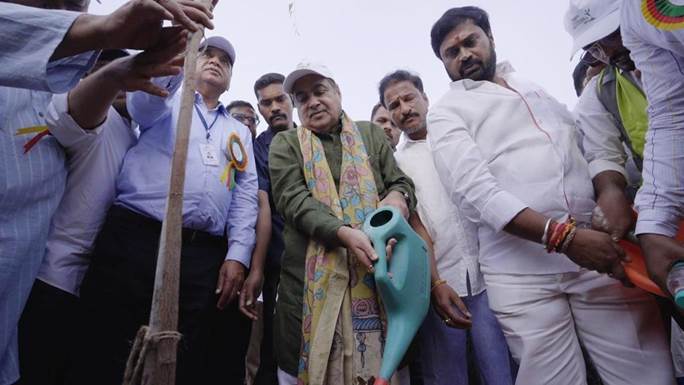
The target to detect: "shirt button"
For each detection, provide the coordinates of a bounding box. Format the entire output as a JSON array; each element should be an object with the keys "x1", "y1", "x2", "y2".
[{"x1": 38, "y1": 112, "x2": 44, "y2": 118}]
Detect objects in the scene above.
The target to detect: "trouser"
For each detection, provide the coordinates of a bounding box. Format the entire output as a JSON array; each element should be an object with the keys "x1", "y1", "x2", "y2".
[
  {"x1": 418, "y1": 290, "x2": 514, "y2": 385},
  {"x1": 485, "y1": 269, "x2": 675, "y2": 385},
  {"x1": 76, "y1": 205, "x2": 250, "y2": 385},
  {"x1": 17, "y1": 280, "x2": 82, "y2": 385},
  {"x1": 254, "y1": 263, "x2": 281, "y2": 385}
]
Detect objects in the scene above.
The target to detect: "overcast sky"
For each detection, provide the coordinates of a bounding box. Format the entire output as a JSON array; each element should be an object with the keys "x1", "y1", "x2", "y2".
[{"x1": 91, "y1": 0, "x2": 578, "y2": 131}]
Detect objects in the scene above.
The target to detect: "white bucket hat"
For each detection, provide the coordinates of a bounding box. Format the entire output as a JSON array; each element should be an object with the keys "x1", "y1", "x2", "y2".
[{"x1": 564, "y1": 0, "x2": 622, "y2": 58}]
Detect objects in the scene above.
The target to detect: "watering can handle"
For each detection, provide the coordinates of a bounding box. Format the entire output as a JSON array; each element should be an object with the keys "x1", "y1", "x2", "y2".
[{"x1": 371, "y1": 235, "x2": 401, "y2": 303}]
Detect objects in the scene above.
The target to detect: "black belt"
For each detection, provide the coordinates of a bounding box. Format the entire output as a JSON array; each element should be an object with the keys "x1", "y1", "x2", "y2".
[{"x1": 109, "y1": 205, "x2": 226, "y2": 246}]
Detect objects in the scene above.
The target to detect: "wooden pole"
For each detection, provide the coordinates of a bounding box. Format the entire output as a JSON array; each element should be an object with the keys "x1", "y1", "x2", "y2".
[{"x1": 138, "y1": 8, "x2": 212, "y2": 384}]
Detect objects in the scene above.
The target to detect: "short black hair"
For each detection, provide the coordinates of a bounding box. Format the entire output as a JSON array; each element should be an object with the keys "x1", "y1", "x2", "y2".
[
  {"x1": 226, "y1": 100, "x2": 255, "y2": 114},
  {"x1": 253, "y1": 73, "x2": 285, "y2": 98},
  {"x1": 430, "y1": 6, "x2": 492, "y2": 59},
  {"x1": 378, "y1": 70, "x2": 424, "y2": 107},
  {"x1": 371, "y1": 102, "x2": 383, "y2": 120}
]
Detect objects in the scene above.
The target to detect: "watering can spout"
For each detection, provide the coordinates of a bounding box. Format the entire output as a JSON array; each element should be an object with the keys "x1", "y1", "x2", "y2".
[{"x1": 362, "y1": 206, "x2": 430, "y2": 383}]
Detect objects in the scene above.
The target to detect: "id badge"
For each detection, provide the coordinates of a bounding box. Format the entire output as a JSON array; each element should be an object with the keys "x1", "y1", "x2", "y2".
[{"x1": 199, "y1": 143, "x2": 220, "y2": 166}]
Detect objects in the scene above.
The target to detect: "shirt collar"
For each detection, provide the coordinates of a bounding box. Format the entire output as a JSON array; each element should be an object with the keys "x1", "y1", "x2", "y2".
[
  {"x1": 194, "y1": 92, "x2": 228, "y2": 116},
  {"x1": 451, "y1": 61, "x2": 515, "y2": 91}
]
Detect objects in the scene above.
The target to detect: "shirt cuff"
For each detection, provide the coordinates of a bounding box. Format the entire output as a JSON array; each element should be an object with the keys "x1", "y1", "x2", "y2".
[
  {"x1": 46, "y1": 50, "x2": 99, "y2": 94},
  {"x1": 480, "y1": 191, "x2": 528, "y2": 232},
  {"x1": 226, "y1": 243, "x2": 253, "y2": 269},
  {"x1": 47, "y1": 92, "x2": 103, "y2": 148},
  {"x1": 387, "y1": 186, "x2": 416, "y2": 212},
  {"x1": 635, "y1": 209, "x2": 681, "y2": 238},
  {"x1": 588, "y1": 159, "x2": 628, "y2": 180},
  {"x1": 320, "y1": 220, "x2": 345, "y2": 248}
]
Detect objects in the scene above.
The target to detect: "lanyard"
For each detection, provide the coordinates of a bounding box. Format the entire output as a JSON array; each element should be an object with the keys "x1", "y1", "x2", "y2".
[{"x1": 194, "y1": 103, "x2": 220, "y2": 140}]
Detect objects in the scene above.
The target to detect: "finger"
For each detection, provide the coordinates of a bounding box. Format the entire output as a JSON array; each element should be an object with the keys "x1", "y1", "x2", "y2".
[
  {"x1": 359, "y1": 237, "x2": 378, "y2": 262},
  {"x1": 215, "y1": 269, "x2": 225, "y2": 294},
  {"x1": 451, "y1": 293, "x2": 472, "y2": 319},
  {"x1": 609, "y1": 262, "x2": 630, "y2": 285},
  {"x1": 155, "y1": 0, "x2": 199, "y2": 31},
  {"x1": 176, "y1": 4, "x2": 214, "y2": 29},
  {"x1": 239, "y1": 291, "x2": 257, "y2": 320},
  {"x1": 385, "y1": 238, "x2": 397, "y2": 261},
  {"x1": 130, "y1": 80, "x2": 170, "y2": 98},
  {"x1": 142, "y1": 0, "x2": 175, "y2": 22},
  {"x1": 354, "y1": 249, "x2": 375, "y2": 273},
  {"x1": 439, "y1": 301, "x2": 471, "y2": 329},
  {"x1": 217, "y1": 280, "x2": 234, "y2": 309},
  {"x1": 227, "y1": 281, "x2": 240, "y2": 305},
  {"x1": 612, "y1": 241, "x2": 630, "y2": 263}
]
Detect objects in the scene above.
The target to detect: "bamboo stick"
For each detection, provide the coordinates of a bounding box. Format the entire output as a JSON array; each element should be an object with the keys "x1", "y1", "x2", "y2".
[{"x1": 138, "y1": 8, "x2": 212, "y2": 384}]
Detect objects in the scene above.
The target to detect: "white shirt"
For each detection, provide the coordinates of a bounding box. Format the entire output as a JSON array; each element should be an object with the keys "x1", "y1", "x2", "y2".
[
  {"x1": 427, "y1": 63, "x2": 595, "y2": 276},
  {"x1": 395, "y1": 138, "x2": 484, "y2": 296},
  {"x1": 37, "y1": 93, "x2": 137, "y2": 296},
  {"x1": 621, "y1": 1, "x2": 684, "y2": 237}
]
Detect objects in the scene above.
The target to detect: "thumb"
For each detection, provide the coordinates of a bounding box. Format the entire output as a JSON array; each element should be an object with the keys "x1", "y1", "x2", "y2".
[
  {"x1": 215, "y1": 267, "x2": 225, "y2": 294},
  {"x1": 451, "y1": 292, "x2": 471, "y2": 318}
]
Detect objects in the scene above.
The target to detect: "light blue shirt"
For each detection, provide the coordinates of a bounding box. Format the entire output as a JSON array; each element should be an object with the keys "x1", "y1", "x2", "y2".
[
  {"x1": 0, "y1": 5, "x2": 96, "y2": 384},
  {"x1": 120, "y1": 74, "x2": 258, "y2": 267}
]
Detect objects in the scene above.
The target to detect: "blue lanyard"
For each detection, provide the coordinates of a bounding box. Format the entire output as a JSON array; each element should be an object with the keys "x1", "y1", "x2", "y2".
[{"x1": 194, "y1": 103, "x2": 220, "y2": 140}]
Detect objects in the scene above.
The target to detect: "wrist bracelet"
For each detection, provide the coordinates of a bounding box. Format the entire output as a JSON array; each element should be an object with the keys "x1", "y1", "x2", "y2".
[
  {"x1": 431, "y1": 279, "x2": 447, "y2": 292},
  {"x1": 560, "y1": 226, "x2": 578, "y2": 253},
  {"x1": 541, "y1": 218, "x2": 553, "y2": 247}
]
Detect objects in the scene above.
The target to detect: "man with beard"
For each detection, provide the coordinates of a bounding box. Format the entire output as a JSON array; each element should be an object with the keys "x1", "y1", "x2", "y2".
[
  {"x1": 381, "y1": 69, "x2": 514, "y2": 385},
  {"x1": 427, "y1": 6, "x2": 675, "y2": 385},
  {"x1": 565, "y1": 0, "x2": 644, "y2": 233},
  {"x1": 371, "y1": 102, "x2": 401, "y2": 150},
  {"x1": 76, "y1": 36, "x2": 258, "y2": 385}
]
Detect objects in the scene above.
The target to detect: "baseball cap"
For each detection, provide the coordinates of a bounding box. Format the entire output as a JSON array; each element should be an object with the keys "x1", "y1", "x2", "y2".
[
  {"x1": 564, "y1": 0, "x2": 622, "y2": 58},
  {"x1": 283, "y1": 62, "x2": 335, "y2": 94},
  {"x1": 199, "y1": 36, "x2": 236, "y2": 66}
]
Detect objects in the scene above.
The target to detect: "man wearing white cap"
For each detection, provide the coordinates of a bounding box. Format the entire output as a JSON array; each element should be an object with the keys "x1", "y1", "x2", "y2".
[
  {"x1": 76, "y1": 36, "x2": 258, "y2": 385},
  {"x1": 269, "y1": 62, "x2": 415, "y2": 384},
  {"x1": 428, "y1": 6, "x2": 674, "y2": 385},
  {"x1": 619, "y1": 0, "x2": 684, "y2": 299},
  {"x1": 565, "y1": 0, "x2": 644, "y2": 237}
]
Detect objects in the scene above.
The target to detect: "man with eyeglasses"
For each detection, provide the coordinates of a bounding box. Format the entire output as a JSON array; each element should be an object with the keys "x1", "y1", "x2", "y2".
[
  {"x1": 76, "y1": 35, "x2": 258, "y2": 385},
  {"x1": 565, "y1": 0, "x2": 645, "y2": 241},
  {"x1": 228, "y1": 100, "x2": 260, "y2": 137}
]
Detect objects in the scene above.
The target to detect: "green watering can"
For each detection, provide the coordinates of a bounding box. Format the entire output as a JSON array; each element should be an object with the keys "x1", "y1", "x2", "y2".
[{"x1": 362, "y1": 206, "x2": 430, "y2": 385}]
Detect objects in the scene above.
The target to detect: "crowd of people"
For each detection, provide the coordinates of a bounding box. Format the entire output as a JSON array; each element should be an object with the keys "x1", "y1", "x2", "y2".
[{"x1": 2, "y1": 0, "x2": 684, "y2": 384}]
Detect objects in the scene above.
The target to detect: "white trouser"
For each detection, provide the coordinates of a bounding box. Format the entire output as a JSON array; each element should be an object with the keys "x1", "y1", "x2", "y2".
[
  {"x1": 672, "y1": 321, "x2": 684, "y2": 378},
  {"x1": 485, "y1": 269, "x2": 675, "y2": 385}
]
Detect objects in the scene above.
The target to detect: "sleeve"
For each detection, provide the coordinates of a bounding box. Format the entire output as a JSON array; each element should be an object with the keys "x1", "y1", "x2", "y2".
[
  {"x1": 0, "y1": 3, "x2": 98, "y2": 92},
  {"x1": 225, "y1": 127, "x2": 259, "y2": 267},
  {"x1": 126, "y1": 74, "x2": 183, "y2": 130},
  {"x1": 427, "y1": 102, "x2": 528, "y2": 232},
  {"x1": 369, "y1": 123, "x2": 417, "y2": 211},
  {"x1": 46, "y1": 92, "x2": 102, "y2": 152},
  {"x1": 573, "y1": 76, "x2": 629, "y2": 179},
  {"x1": 269, "y1": 132, "x2": 345, "y2": 247}
]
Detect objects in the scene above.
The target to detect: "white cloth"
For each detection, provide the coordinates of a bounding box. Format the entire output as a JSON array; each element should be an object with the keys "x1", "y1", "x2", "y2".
[
  {"x1": 486, "y1": 269, "x2": 675, "y2": 385},
  {"x1": 621, "y1": 1, "x2": 684, "y2": 237},
  {"x1": 573, "y1": 75, "x2": 630, "y2": 179},
  {"x1": 277, "y1": 367, "x2": 297, "y2": 385},
  {"x1": 394, "y1": 138, "x2": 484, "y2": 296},
  {"x1": 37, "y1": 93, "x2": 137, "y2": 296},
  {"x1": 427, "y1": 62, "x2": 595, "y2": 275}
]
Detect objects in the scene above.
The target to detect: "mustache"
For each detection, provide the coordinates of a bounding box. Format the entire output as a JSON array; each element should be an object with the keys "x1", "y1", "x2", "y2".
[
  {"x1": 269, "y1": 113, "x2": 286, "y2": 123},
  {"x1": 460, "y1": 58, "x2": 483, "y2": 77},
  {"x1": 401, "y1": 112, "x2": 420, "y2": 123}
]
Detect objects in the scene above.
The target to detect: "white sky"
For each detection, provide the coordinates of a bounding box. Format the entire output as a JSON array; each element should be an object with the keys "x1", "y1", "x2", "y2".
[{"x1": 91, "y1": 0, "x2": 578, "y2": 131}]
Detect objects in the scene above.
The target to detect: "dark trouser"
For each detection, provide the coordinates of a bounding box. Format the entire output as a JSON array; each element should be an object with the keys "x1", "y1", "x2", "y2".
[
  {"x1": 17, "y1": 280, "x2": 82, "y2": 385},
  {"x1": 75, "y1": 205, "x2": 250, "y2": 385},
  {"x1": 254, "y1": 263, "x2": 280, "y2": 385}
]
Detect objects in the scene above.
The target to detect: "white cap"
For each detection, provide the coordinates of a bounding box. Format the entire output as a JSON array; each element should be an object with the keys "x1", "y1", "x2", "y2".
[
  {"x1": 200, "y1": 36, "x2": 236, "y2": 65},
  {"x1": 283, "y1": 62, "x2": 335, "y2": 94},
  {"x1": 564, "y1": 0, "x2": 622, "y2": 58}
]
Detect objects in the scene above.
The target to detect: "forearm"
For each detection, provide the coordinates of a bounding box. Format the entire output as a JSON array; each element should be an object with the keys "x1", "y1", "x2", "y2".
[
  {"x1": 52, "y1": 14, "x2": 107, "y2": 60},
  {"x1": 503, "y1": 208, "x2": 548, "y2": 244},
  {"x1": 67, "y1": 66, "x2": 120, "y2": 129},
  {"x1": 249, "y1": 191, "x2": 272, "y2": 274},
  {"x1": 593, "y1": 170, "x2": 627, "y2": 198}
]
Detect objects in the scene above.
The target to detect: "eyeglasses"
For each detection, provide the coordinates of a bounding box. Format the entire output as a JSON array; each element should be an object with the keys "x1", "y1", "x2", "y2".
[
  {"x1": 231, "y1": 113, "x2": 260, "y2": 126},
  {"x1": 583, "y1": 29, "x2": 623, "y2": 65},
  {"x1": 580, "y1": 49, "x2": 602, "y2": 67}
]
